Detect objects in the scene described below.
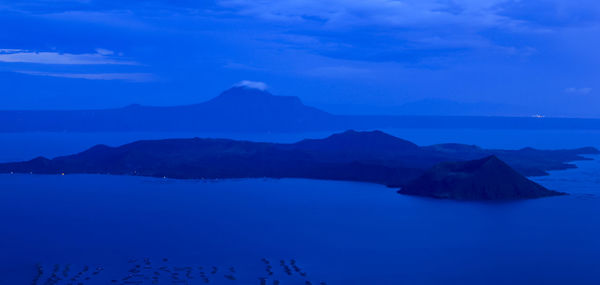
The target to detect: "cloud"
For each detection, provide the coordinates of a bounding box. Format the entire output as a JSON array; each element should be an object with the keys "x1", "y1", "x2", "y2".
[
  {"x1": 41, "y1": 10, "x2": 150, "y2": 29},
  {"x1": 0, "y1": 49, "x2": 137, "y2": 65},
  {"x1": 564, "y1": 87, "x2": 593, "y2": 95},
  {"x1": 16, "y1": 70, "x2": 155, "y2": 82},
  {"x1": 219, "y1": 0, "x2": 600, "y2": 31},
  {"x1": 496, "y1": 0, "x2": 600, "y2": 28},
  {"x1": 235, "y1": 80, "x2": 268, "y2": 90},
  {"x1": 214, "y1": 0, "x2": 552, "y2": 65},
  {"x1": 218, "y1": 0, "x2": 513, "y2": 29},
  {"x1": 223, "y1": 61, "x2": 265, "y2": 71},
  {"x1": 0, "y1": 49, "x2": 24, "y2": 53},
  {"x1": 94, "y1": 48, "x2": 115, "y2": 56},
  {"x1": 306, "y1": 65, "x2": 373, "y2": 79}
]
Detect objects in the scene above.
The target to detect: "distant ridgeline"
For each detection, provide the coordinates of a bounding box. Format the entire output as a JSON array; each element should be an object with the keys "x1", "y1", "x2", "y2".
[
  {"x1": 1, "y1": 86, "x2": 600, "y2": 132},
  {"x1": 1, "y1": 130, "x2": 597, "y2": 200}
]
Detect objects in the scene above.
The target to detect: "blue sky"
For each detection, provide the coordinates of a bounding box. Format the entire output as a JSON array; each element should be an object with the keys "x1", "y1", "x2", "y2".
[{"x1": 0, "y1": 0, "x2": 599, "y2": 117}]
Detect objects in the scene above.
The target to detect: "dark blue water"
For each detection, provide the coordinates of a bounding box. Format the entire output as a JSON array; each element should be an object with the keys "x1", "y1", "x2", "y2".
[{"x1": 1, "y1": 130, "x2": 599, "y2": 284}]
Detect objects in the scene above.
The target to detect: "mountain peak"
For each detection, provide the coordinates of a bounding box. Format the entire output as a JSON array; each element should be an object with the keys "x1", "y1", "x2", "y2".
[
  {"x1": 190, "y1": 85, "x2": 331, "y2": 131},
  {"x1": 217, "y1": 85, "x2": 274, "y2": 98},
  {"x1": 293, "y1": 130, "x2": 419, "y2": 152},
  {"x1": 433, "y1": 155, "x2": 514, "y2": 175},
  {"x1": 327, "y1": 130, "x2": 410, "y2": 143},
  {"x1": 466, "y1": 155, "x2": 503, "y2": 168},
  {"x1": 400, "y1": 155, "x2": 565, "y2": 200},
  {"x1": 206, "y1": 86, "x2": 307, "y2": 108},
  {"x1": 209, "y1": 86, "x2": 286, "y2": 102}
]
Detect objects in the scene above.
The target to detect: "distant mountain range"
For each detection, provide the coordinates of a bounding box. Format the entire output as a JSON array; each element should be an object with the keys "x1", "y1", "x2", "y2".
[
  {"x1": 1, "y1": 130, "x2": 596, "y2": 200},
  {"x1": 0, "y1": 87, "x2": 333, "y2": 132},
  {"x1": 1, "y1": 86, "x2": 600, "y2": 132}
]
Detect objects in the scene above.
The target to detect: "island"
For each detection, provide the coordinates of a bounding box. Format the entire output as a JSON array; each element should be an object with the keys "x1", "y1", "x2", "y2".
[
  {"x1": 0, "y1": 130, "x2": 597, "y2": 200},
  {"x1": 399, "y1": 155, "x2": 565, "y2": 200}
]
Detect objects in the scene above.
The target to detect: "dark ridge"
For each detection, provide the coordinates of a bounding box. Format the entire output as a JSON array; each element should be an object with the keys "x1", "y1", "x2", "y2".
[
  {"x1": 423, "y1": 143, "x2": 482, "y2": 153},
  {"x1": 292, "y1": 130, "x2": 419, "y2": 153}
]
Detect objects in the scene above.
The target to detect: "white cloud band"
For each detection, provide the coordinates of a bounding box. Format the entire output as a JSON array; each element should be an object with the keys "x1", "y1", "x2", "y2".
[
  {"x1": 0, "y1": 49, "x2": 137, "y2": 65},
  {"x1": 235, "y1": 80, "x2": 268, "y2": 90},
  {"x1": 16, "y1": 71, "x2": 155, "y2": 82}
]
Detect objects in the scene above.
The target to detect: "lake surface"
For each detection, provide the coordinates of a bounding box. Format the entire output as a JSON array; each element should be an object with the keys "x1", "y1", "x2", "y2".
[{"x1": 0, "y1": 130, "x2": 599, "y2": 284}]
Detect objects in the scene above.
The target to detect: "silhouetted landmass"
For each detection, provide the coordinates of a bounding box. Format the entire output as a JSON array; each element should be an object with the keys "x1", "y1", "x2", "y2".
[
  {"x1": 0, "y1": 130, "x2": 596, "y2": 200},
  {"x1": 1, "y1": 86, "x2": 600, "y2": 132},
  {"x1": 0, "y1": 87, "x2": 333, "y2": 132},
  {"x1": 399, "y1": 156, "x2": 565, "y2": 200}
]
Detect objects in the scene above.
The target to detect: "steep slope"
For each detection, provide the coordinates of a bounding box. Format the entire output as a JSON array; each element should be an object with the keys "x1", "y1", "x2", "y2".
[
  {"x1": 293, "y1": 130, "x2": 418, "y2": 153},
  {"x1": 399, "y1": 156, "x2": 566, "y2": 200}
]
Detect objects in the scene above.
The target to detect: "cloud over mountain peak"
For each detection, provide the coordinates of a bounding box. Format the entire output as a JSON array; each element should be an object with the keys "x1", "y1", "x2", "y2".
[{"x1": 235, "y1": 80, "x2": 268, "y2": 91}]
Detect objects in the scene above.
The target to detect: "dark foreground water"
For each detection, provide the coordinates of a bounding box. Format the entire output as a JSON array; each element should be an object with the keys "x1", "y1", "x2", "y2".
[{"x1": 0, "y1": 130, "x2": 599, "y2": 284}]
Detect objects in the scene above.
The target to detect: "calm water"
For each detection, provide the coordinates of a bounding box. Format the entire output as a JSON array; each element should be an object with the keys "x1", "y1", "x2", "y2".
[{"x1": 0, "y1": 130, "x2": 599, "y2": 284}]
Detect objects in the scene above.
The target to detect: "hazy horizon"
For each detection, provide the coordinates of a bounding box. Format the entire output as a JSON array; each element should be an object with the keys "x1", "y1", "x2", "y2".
[{"x1": 0, "y1": 82, "x2": 597, "y2": 119}]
